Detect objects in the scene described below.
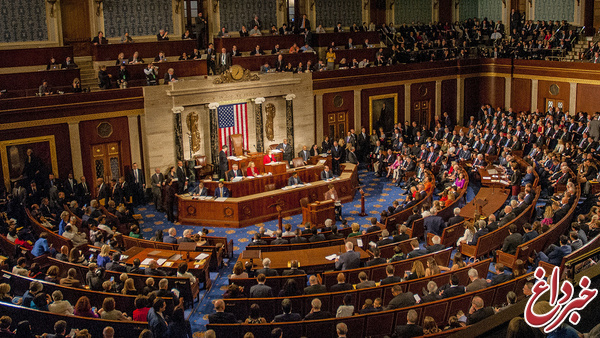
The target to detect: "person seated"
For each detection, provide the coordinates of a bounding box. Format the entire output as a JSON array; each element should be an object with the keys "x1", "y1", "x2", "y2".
[
  {"x1": 487, "y1": 263, "x2": 513, "y2": 285},
  {"x1": 439, "y1": 274, "x2": 466, "y2": 298},
  {"x1": 282, "y1": 260, "x2": 305, "y2": 276},
  {"x1": 271, "y1": 43, "x2": 281, "y2": 54},
  {"x1": 465, "y1": 268, "x2": 488, "y2": 292},
  {"x1": 156, "y1": 29, "x2": 169, "y2": 40},
  {"x1": 426, "y1": 235, "x2": 445, "y2": 253},
  {"x1": 289, "y1": 228, "x2": 308, "y2": 244},
  {"x1": 226, "y1": 164, "x2": 244, "y2": 181},
  {"x1": 247, "y1": 233, "x2": 267, "y2": 246},
  {"x1": 330, "y1": 273, "x2": 353, "y2": 291},
  {"x1": 59, "y1": 268, "x2": 82, "y2": 288},
  {"x1": 256, "y1": 257, "x2": 278, "y2": 276},
  {"x1": 91, "y1": 31, "x2": 107, "y2": 45},
  {"x1": 386, "y1": 284, "x2": 416, "y2": 310},
  {"x1": 239, "y1": 26, "x2": 249, "y2": 37},
  {"x1": 207, "y1": 299, "x2": 237, "y2": 323},
  {"x1": 214, "y1": 180, "x2": 230, "y2": 198},
  {"x1": 273, "y1": 298, "x2": 302, "y2": 322},
  {"x1": 62, "y1": 56, "x2": 78, "y2": 69},
  {"x1": 154, "y1": 51, "x2": 167, "y2": 62},
  {"x1": 129, "y1": 51, "x2": 144, "y2": 64},
  {"x1": 38, "y1": 80, "x2": 52, "y2": 96},
  {"x1": 500, "y1": 224, "x2": 522, "y2": 255},
  {"x1": 260, "y1": 62, "x2": 270, "y2": 73},
  {"x1": 308, "y1": 227, "x2": 325, "y2": 242},
  {"x1": 287, "y1": 172, "x2": 303, "y2": 186},
  {"x1": 179, "y1": 52, "x2": 190, "y2": 61},
  {"x1": 407, "y1": 239, "x2": 427, "y2": 258},
  {"x1": 250, "y1": 45, "x2": 264, "y2": 56},
  {"x1": 321, "y1": 165, "x2": 334, "y2": 180},
  {"x1": 217, "y1": 27, "x2": 230, "y2": 37},
  {"x1": 121, "y1": 32, "x2": 133, "y2": 43},
  {"x1": 466, "y1": 296, "x2": 495, "y2": 325},
  {"x1": 304, "y1": 275, "x2": 327, "y2": 294},
  {"x1": 300, "y1": 43, "x2": 314, "y2": 53},
  {"x1": 355, "y1": 271, "x2": 376, "y2": 289},
  {"x1": 375, "y1": 230, "x2": 393, "y2": 247},
  {"x1": 289, "y1": 43, "x2": 299, "y2": 53},
  {"x1": 181, "y1": 29, "x2": 192, "y2": 40},
  {"x1": 271, "y1": 230, "x2": 288, "y2": 245},
  {"x1": 163, "y1": 68, "x2": 178, "y2": 84},
  {"x1": 249, "y1": 25, "x2": 262, "y2": 36},
  {"x1": 533, "y1": 235, "x2": 572, "y2": 266},
  {"x1": 249, "y1": 274, "x2": 273, "y2": 298},
  {"x1": 391, "y1": 309, "x2": 423, "y2": 337},
  {"x1": 304, "y1": 298, "x2": 332, "y2": 320}
]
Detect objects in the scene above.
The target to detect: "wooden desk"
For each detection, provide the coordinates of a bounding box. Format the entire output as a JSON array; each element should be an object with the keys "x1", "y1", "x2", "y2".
[
  {"x1": 459, "y1": 187, "x2": 509, "y2": 219},
  {"x1": 232, "y1": 53, "x2": 318, "y2": 71},
  {"x1": 178, "y1": 164, "x2": 359, "y2": 227},
  {"x1": 227, "y1": 152, "x2": 283, "y2": 173},
  {"x1": 105, "y1": 59, "x2": 207, "y2": 87},
  {"x1": 265, "y1": 162, "x2": 287, "y2": 174},
  {"x1": 478, "y1": 167, "x2": 510, "y2": 187},
  {"x1": 309, "y1": 155, "x2": 332, "y2": 169},
  {"x1": 0, "y1": 69, "x2": 81, "y2": 97},
  {"x1": 92, "y1": 40, "x2": 198, "y2": 61},
  {"x1": 203, "y1": 164, "x2": 324, "y2": 197},
  {"x1": 333, "y1": 47, "x2": 380, "y2": 63},
  {"x1": 0, "y1": 46, "x2": 74, "y2": 68},
  {"x1": 122, "y1": 247, "x2": 211, "y2": 289},
  {"x1": 310, "y1": 31, "x2": 380, "y2": 47},
  {"x1": 214, "y1": 35, "x2": 305, "y2": 53},
  {"x1": 239, "y1": 245, "x2": 371, "y2": 274}
]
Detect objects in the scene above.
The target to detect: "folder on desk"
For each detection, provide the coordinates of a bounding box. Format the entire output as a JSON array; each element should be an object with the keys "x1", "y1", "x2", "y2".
[
  {"x1": 148, "y1": 250, "x2": 161, "y2": 256},
  {"x1": 215, "y1": 197, "x2": 228, "y2": 202},
  {"x1": 195, "y1": 253, "x2": 209, "y2": 261}
]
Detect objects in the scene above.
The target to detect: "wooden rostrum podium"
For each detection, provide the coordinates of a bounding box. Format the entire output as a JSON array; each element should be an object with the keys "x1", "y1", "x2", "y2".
[{"x1": 303, "y1": 200, "x2": 335, "y2": 228}]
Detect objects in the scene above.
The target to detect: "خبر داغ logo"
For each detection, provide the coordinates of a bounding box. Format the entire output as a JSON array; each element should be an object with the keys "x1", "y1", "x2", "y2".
[{"x1": 524, "y1": 266, "x2": 597, "y2": 333}]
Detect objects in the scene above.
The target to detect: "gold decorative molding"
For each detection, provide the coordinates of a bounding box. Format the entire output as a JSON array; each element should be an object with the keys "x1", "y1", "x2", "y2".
[
  {"x1": 0, "y1": 135, "x2": 59, "y2": 190},
  {"x1": 368, "y1": 93, "x2": 398, "y2": 133},
  {"x1": 213, "y1": 67, "x2": 259, "y2": 84},
  {"x1": 0, "y1": 109, "x2": 144, "y2": 131}
]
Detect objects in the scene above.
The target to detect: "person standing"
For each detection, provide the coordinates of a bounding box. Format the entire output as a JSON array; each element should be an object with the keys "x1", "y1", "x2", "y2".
[
  {"x1": 151, "y1": 168, "x2": 164, "y2": 212},
  {"x1": 130, "y1": 162, "x2": 145, "y2": 206},
  {"x1": 219, "y1": 145, "x2": 229, "y2": 180},
  {"x1": 195, "y1": 12, "x2": 207, "y2": 49},
  {"x1": 163, "y1": 179, "x2": 176, "y2": 223}
]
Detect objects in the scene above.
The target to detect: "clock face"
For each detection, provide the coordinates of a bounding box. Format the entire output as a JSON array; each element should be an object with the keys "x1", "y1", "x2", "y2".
[{"x1": 231, "y1": 65, "x2": 244, "y2": 80}]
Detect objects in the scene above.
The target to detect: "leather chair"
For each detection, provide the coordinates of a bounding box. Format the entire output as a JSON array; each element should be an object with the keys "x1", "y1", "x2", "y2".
[
  {"x1": 230, "y1": 134, "x2": 249, "y2": 156},
  {"x1": 291, "y1": 157, "x2": 304, "y2": 168},
  {"x1": 269, "y1": 144, "x2": 279, "y2": 151},
  {"x1": 194, "y1": 155, "x2": 214, "y2": 179}
]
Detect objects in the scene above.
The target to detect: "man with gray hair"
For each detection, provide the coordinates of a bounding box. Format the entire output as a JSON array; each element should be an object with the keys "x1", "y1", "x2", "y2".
[
  {"x1": 487, "y1": 214, "x2": 499, "y2": 231},
  {"x1": 421, "y1": 281, "x2": 441, "y2": 303},
  {"x1": 447, "y1": 207, "x2": 464, "y2": 227},
  {"x1": 271, "y1": 230, "x2": 288, "y2": 245},
  {"x1": 465, "y1": 268, "x2": 488, "y2": 292},
  {"x1": 178, "y1": 229, "x2": 194, "y2": 243},
  {"x1": 467, "y1": 296, "x2": 494, "y2": 325},
  {"x1": 163, "y1": 227, "x2": 177, "y2": 244},
  {"x1": 498, "y1": 205, "x2": 515, "y2": 226},
  {"x1": 335, "y1": 241, "x2": 361, "y2": 270},
  {"x1": 256, "y1": 257, "x2": 278, "y2": 276},
  {"x1": 336, "y1": 322, "x2": 349, "y2": 338},
  {"x1": 391, "y1": 309, "x2": 423, "y2": 337},
  {"x1": 465, "y1": 219, "x2": 489, "y2": 246},
  {"x1": 304, "y1": 298, "x2": 332, "y2": 320},
  {"x1": 426, "y1": 235, "x2": 445, "y2": 253}
]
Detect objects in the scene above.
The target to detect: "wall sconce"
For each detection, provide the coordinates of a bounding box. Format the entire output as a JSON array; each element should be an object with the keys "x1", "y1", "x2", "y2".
[
  {"x1": 213, "y1": 0, "x2": 219, "y2": 13},
  {"x1": 310, "y1": 0, "x2": 315, "y2": 10},
  {"x1": 364, "y1": 0, "x2": 370, "y2": 10},
  {"x1": 455, "y1": 0, "x2": 460, "y2": 9},
  {"x1": 95, "y1": 0, "x2": 103, "y2": 16},
  {"x1": 433, "y1": 0, "x2": 439, "y2": 8},
  {"x1": 278, "y1": 0, "x2": 285, "y2": 11},
  {"x1": 174, "y1": 0, "x2": 182, "y2": 13},
  {"x1": 389, "y1": 0, "x2": 395, "y2": 9},
  {"x1": 501, "y1": 0, "x2": 506, "y2": 7},
  {"x1": 47, "y1": 0, "x2": 57, "y2": 18}
]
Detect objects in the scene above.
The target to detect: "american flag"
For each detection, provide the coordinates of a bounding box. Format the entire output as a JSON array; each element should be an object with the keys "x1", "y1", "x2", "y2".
[{"x1": 218, "y1": 103, "x2": 249, "y2": 155}]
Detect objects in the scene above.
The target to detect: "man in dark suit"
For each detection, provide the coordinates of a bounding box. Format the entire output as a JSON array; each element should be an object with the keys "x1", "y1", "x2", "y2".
[
  {"x1": 150, "y1": 168, "x2": 164, "y2": 211},
  {"x1": 63, "y1": 173, "x2": 77, "y2": 202},
  {"x1": 467, "y1": 220, "x2": 489, "y2": 246},
  {"x1": 386, "y1": 285, "x2": 415, "y2": 310},
  {"x1": 273, "y1": 299, "x2": 302, "y2": 322},
  {"x1": 326, "y1": 226, "x2": 344, "y2": 240},
  {"x1": 330, "y1": 140, "x2": 342, "y2": 175},
  {"x1": 247, "y1": 233, "x2": 267, "y2": 246},
  {"x1": 330, "y1": 273, "x2": 354, "y2": 291},
  {"x1": 249, "y1": 274, "x2": 273, "y2": 298},
  {"x1": 440, "y1": 275, "x2": 465, "y2": 298},
  {"x1": 498, "y1": 205, "x2": 516, "y2": 227},
  {"x1": 106, "y1": 253, "x2": 127, "y2": 272},
  {"x1": 175, "y1": 160, "x2": 188, "y2": 194},
  {"x1": 308, "y1": 227, "x2": 325, "y2": 242},
  {"x1": 335, "y1": 242, "x2": 361, "y2": 270},
  {"x1": 217, "y1": 48, "x2": 231, "y2": 74},
  {"x1": 487, "y1": 263, "x2": 512, "y2": 285},
  {"x1": 271, "y1": 230, "x2": 289, "y2": 245},
  {"x1": 76, "y1": 176, "x2": 92, "y2": 206},
  {"x1": 289, "y1": 229, "x2": 308, "y2": 244},
  {"x1": 466, "y1": 296, "x2": 495, "y2": 325},
  {"x1": 407, "y1": 239, "x2": 428, "y2": 258},
  {"x1": 365, "y1": 248, "x2": 386, "y2": 266},
  {"x1": 446, "y1": 207, "x2": 464, "y2": 227},
  {"x1": 256, "y1": 258, "x2": 279, "y2": 276},
  {"x1": 213, "y1": 181, "x2": 230, "y2": 198},
  {"x1": 296, "y1": 14, "x2": 311, "y2": 31},
  {"x1": 218, "y1": 145, "x2": 229, "y2": 180},
  {"x1": 535, "y1": 235, "x2": 572, "y2": 266},
  {"x1": 375, "y1": 230, "x2": 393, "y2": 247},
  {"x1": 380, "y1": 265, "x2": 403, "y2": 285},
  {"x1": 277, "y1": 139, "x2": 293, "y2": 163},
  {"x1": 347, "y1": 147, "x2": 359, "y2": 165},
  {"x1": 365, "y1": 218, "x2": 381, "y2": 233},
  {"x1": 298, "y1": 145, "x2": 311, "y2": 164},
  {"x1": 500, "y1": 224, "x2": 522, "y2": 255},
  {"x1": 96, "y1": 177, "x2": 111, "y2": 206},
  {"x1": 521, "y1": 223, "x2": 538, "y2": 243},
  {"x1": 426, "y1": 236, "x2": 445, "y2": 253},
  {"x1": 129, "y1": 162, "x2": 145, "y2": 206},
  {"x1": 208, "y1": 299, "x2": 237, "y2": 324},
  {"x1": 287, "y1": 172, "x2": 303, "y2": 186},
  {"x1": 424, "y1": 209, "x2": 445, "y2": 237},
  {"x1": 163, "y1": 228, "x2": 178, "y2": 244},
  {"x1": 304, "y1": 275, "x2": 327, "y2": 294},
  {"x1": 391, "y1": 309, "x2": 423, "y2": 338},
  {"x1": 321, "y1": 165, "x2": 335, "y2": 180},
  {"x1": 205, "y1": 43, "x2": 217, "y2": 75},
  {"x1": 226, "y1": 164, "x2": 244, "y2": 181},
  {"x1": 282, "y1": 260, "x2": 306, "y2": 276}
]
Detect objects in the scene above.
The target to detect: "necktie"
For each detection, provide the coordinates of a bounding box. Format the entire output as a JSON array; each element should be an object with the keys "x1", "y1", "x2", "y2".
[{"x1": 134, "y1": 170, "x2": 138, "y2": 183}]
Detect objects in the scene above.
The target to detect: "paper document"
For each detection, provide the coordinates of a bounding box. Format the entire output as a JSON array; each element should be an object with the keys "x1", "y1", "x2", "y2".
[
  {"x1": 141, "y1": 258, "x2": 153, "y2": 265},
  {"x1": 156, "y1": 258, "x2": 167, "y2": 266},
  {"x1": 356, "y1": 239, "x2": 363, "y2": 247},
  {"x1": 369, "y1": 241, "x2": 377, "y2": 247},
  {"x1": 264, "y1": 230, "x2": 274, "y2": 236},
  {"x1": 148, "y1": 250, "x2": 161, "y2": 256},
  {"x1": 482, "y1": 176, "x2": 491, "y2": 179},
  {"x1": 214, "y1": 197, "x2": 228, "y2": 202},
  {"x1": 163, "y1": 261, "x2": 174, "y2": 267},
  {"x1": 325, "y1": 254, "x2": 339, "y2": 261},
  {"x1": 195, "y1": 253, "x2": 209, "y2": 261}
]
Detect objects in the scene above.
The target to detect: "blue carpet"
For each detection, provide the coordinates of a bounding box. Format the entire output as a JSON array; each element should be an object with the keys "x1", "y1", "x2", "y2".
[{"x1": 133, "y1": 169, "x2": 479, "y2": 332}]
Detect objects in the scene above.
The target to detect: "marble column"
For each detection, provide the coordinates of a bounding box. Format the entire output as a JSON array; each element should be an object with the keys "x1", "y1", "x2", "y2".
[
  {"x1": 172, "y1": 106, "x2": 184, "y2": 161},
  {"x1": 315, "y1": 94, "x2": 324, "y2": 144},
  {"x1": 569, "y1": 82, "x2": 577, "y2": 114},
  {"x1": 208, "y1": 103, "x2": 220, "y2": 166},
  {"x1": 531, "y1": 79, "x2": 539, "y2": 111},
  {"x1": 505, "y1": 76, "x2": 512, "y2": 110},
  {"x1": 404, "y1": 84, "x2": 411, "y2": 123},
  {"x1": 285, "y1": 94, "x2": 296, "y2": 152},
  {"x1": 254, "y1": 97, "x2": 266, "y2": 153},
  {"x1": 68, "y1": 122, "x2": 84, "y2": 180},
  {"x1": 435, "y1": 80, "x2": 442, "y2": 117},
  {"x1": 127, "y1": 114, "x2": 142, "y2": 165},
  {"x1": 456, "y1": 77, "x2": 465, "y2": 125},
  {"x1": 353, "y1": 90, "x2": 361, "y2": 130}
]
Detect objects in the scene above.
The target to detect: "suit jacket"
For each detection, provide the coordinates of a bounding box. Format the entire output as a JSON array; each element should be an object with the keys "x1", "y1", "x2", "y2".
[
  {"x1": 469, "y1": 228, "x2": 489, "y2": 246},
  {"x1": 391, "y1": 324, "x2": 423, "y2": 338},
  {"x1": 465, "y1": 278, "x2": 488, "y2": 292},
  {"x1": 163, "y1": 73, "x2": 178, "y2": 84},
  {"x1": 213, "y1": 187, "x2": 230, "y2": 198},
  {"x1": 467, "y1": 307, "x2": 495, "y2": 325},
  {"x1": 335, "y1": 250, "x2": 361, "y2": 270},
  {"x1": 273, "y1": 312, "x2": 302, "y2": 322},
  {"x1": 218, "y1": 150, "x2": 228, "y2": 174},
  {"x1": 489, "y1": 272, "x2": 512, "y2": 285},
  {"x1": 441, "y1": 285, "x2": 465, "y2": 298},
  {"x1": 304, "y1": 284, "x2": 327, "y2": 295},
  {"x1": 208, "y1": 311, "x2": 237, "y2": 324},
  {"x1": 347, "y1": 151, "x2": 358, "y2": 164},
  {"x1": 218, "y1": 53, "x2": 232, "y2": 68},
  {"x1": 288, "y1": 176, "x2": 303, "y2": 186},
  {"x1": 282, "y1": 268, "x2": 306, "y2": 276},
  {"x1": 289, "y1": 236, "x2": 308, "y2": 244},
  {"x1": 424, "y1": 216, "x2": 445, "y2": 236},
  {"x1": 256, "y1": 268, "x2": 279, "y2": 276},
  {"x1": 97, "y1": 183, "x2": 111, "y2": 204},
  {"x1": 498, "y1": 212, "x2": 516, "y2": 226},
  {"x1": 330, "y1": 282, "x2": 354, "y2": 292},
  {"x1": 544, "y1": 245, "x2": 572, "y2": 265},
  {"x1": 321, "y1": 170, "x2": 334, "y2": 180},
  {"x1": 298, "y1": 149, "x2": 311, "y2": 162},
  {"x1": 407, "y1": 248, "x2": 428, "y2": 259},
  {"x1": 227, "y1": 169, "x2": 244, "y2": 181},
  {"x1": 380, "y1": 275, "x2": 403, "y2": 285},
  {"x1": 271, "y1": 238, "x2": 289, "y2": 245},
  {"x1": 365, "y1": 257, "x2": 387, "y2": 267},
  {"x1": 249, "y1": 284, "x2": 273, "y2": 298},
  {"x1": 356, "y1": 280, "x2": 376, "y2": 289},
  {"x1": 426, "y1": 243, "x2": 445, "y2": 253},
  {"x1": 277, "y1": 143, "x2": 293, "y2": 161},
  {"x1": 522, "y1": 230, "x2": 538, "y2": 243},
  {"x1": 386, "y1": 292, "x2": 415, "y2": 309},
  {"x1": 151, "y1": 173, "x2": 164, "y2": 192},
  {"x1": 501, "y1": 233, "x2": 523, "y2": 254},
  {"x1": 447, "y1": 215, "x2": 464, "y2": 227}
]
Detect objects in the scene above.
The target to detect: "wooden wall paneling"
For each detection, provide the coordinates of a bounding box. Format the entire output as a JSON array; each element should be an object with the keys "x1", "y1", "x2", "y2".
[
  {"x1": 511, "y1": 78, "x2": 532, "y2": 113},
  {"x1": 576, "y1": 83, "x2": 600, "y2": 114},
  {"x1": 537, "y1": 80, "x2": 570, "y2": 113},
  {"x1": 360, "y1": 85, "x2": 405, "y2": 133},
  {"x1": 79, "y1": 117, "x2": 132, "y2": 197},
  {"x1": 410, "y1": 81, "x2": 436, "y2": 126},
  {"x1": 322, "y1": 91, "x2": 355, "y2": 141},
  {"x1": 463, "y1": 77, "x2": 505, "y2": 121},
  {"x1": 0, "y1": 124, "x2": 73, "y2": 191},
  {"x1": 441, "y1": 79, "x2": 457, "y2": 125},
  {"x1": 60, "y1": 0, "x2": 92, "y2": 56}
]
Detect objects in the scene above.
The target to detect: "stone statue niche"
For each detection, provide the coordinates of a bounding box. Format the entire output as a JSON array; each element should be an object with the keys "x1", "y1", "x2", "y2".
[
  {"x1": 265, "y1": 103, "x2": 276, "y2": 141},
  {"x1": 186, "y1": 111, "x2": 201, "y2": 154}
]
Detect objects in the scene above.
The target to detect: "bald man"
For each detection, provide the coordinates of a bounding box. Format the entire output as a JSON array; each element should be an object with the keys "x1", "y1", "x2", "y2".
[{"x1": 207, "y1": 299, "x2": 237, "y2": 323}]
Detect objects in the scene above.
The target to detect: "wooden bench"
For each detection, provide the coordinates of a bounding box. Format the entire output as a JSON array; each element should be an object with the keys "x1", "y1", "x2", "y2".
[
  {"x1": 0, "y1": 302, "x2": 147, "y2": 338},
  {"x1": 91, "y1": 40, "x2": 198, "y2": 61},
  {"x1": 496, "y1": 180, "x2": 580, "y2": 270},
  {"x1": 0, "y1": 46, "x2": 74, "y2": 69},
  {"x1": 247, "y1": 238, "x2": 346, "y2": 252},
  {"x1": 208, "y1": 270, "x2": 532, "y2": 338},
  {"x1": 459, "y1": 186, "x2": 540, "y2": 260},
  {"x1": 0, "y1": 69, "x2": 81, "y2": 97},
  {"x1": 104, "y1": 59, "x2": 208, "y2": 88},
  {"x1": 0, "y1": 234, "x2": 33, "y2": 260},
  {"x1": 426, "y1": 220, "x2": 465, "y2": 248},
  {"x1": 228, "y1": 274, "x2": 308, "y2": 298},
  {"x1": 374, "y1": 237, "x2": 417, "y2": 259},
  {"x1": 222, "y1": 258, "x2": 491, "y2": 323},
  {"x1": 539, "y1": 234, "x2": 600, "y2": 277},
  {"x1": 26, "y1": 209, "x2": 74, "y2": 250},
  {"x1": 384, "y1": 171, "x2": 435, "y2": 235},
  {"x1": 321, "y1": 247, "x2": 453, "y2": 289}
]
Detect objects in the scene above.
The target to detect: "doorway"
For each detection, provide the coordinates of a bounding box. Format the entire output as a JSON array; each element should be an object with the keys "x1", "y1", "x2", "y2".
[
  {"x1": 183, "y1": 0, "x2": 204, "y2": 32},
  {"x1": 327, "y1": 111, "x2": 348, "y2": 142},
  {"x1": 60, "y1": 0, "x2": 91, "y2": 56},
  {"x1": 91, "y1": 142, "x2": 122, "y2": 189},
  {"x1": 545, "y1": 98, "x2": 565, "y2": 112},
  {"x1": 413, "y1": 100, "x2": 432, "y2": 129},
  {"x1": 370, "y1": 0, "x2": 387, "y2": 26}
]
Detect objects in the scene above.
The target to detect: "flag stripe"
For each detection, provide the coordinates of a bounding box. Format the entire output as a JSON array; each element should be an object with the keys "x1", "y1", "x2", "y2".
[{"x1": 217, "y1": 103, "x2": 249, "y2": 156}]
